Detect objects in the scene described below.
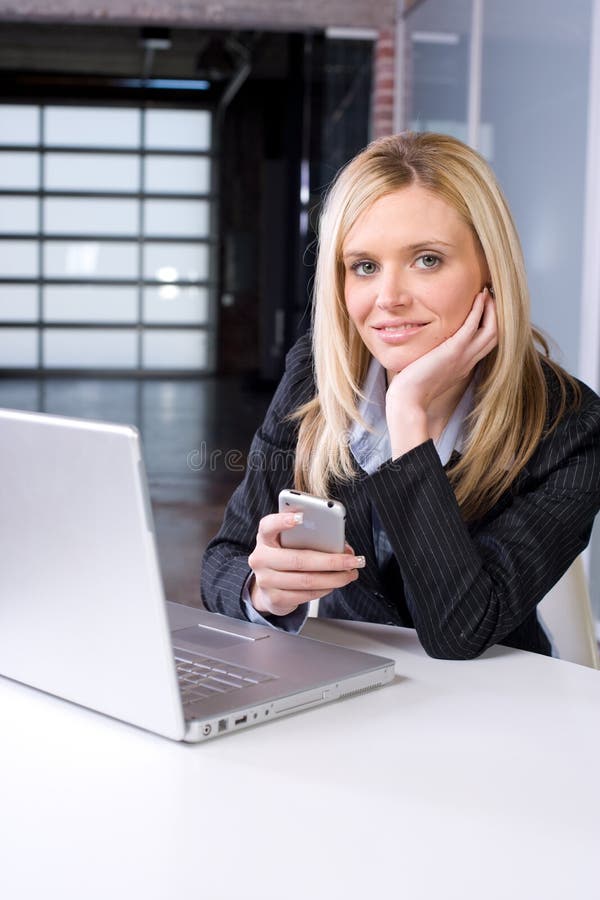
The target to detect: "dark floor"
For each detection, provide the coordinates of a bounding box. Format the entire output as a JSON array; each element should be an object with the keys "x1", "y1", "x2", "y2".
[{"x1": 0, "y1": 377, "x2": 273, "y2": 608}]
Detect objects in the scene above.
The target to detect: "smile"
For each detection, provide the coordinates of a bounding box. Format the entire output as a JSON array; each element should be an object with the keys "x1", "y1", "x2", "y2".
[
  {"x1": 372, "y1": 322, "x2": 428, "y2": 342},
  {"x1": 379, "y1": 323, "x2": 425, "y2": 331}
]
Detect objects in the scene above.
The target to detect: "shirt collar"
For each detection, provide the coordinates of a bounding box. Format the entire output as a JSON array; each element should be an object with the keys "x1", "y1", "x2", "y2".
[{"x1": 349, "y1": 356, "x2": 474, "y2": 475}]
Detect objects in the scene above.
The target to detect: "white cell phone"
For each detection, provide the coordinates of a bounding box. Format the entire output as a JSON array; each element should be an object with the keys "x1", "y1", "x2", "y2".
[{"x1": 278, "y1": 489, "x2": 346, "y2": 554}]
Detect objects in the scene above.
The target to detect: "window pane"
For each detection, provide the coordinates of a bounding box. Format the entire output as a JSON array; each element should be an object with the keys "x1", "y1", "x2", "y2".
[
  {"x1": 145, "y1": 110, "x2": 211, "y2": 150},
  {"x1": 45, "y1": 153, "x2": 140, "y2": 192},
  {"x1": 44, "y1": 286, "x2": 138, "y2": 323},
  {"x1": 142, "y1": 329, "x2": 208, "y2": 369},
  {"x1": 143, "y1": 285, "x2": 209, "y2": 324},
  {"x1": 406, "y1": 6, "x2": 470, "y2": 140},
  {"x1": 0, "y1": 327, "x2": 38, "y2": 367},
  {"x1": 0, "y1": 197, "x2": 39, "y2": 234},
  {"x1": 0, "y1": 240, "x2": 38, "y2": 277},
  {"x1": 44, "y1": 198, "x2": 138, "y2": 236},
  {"x1": 144, "y1": 200, "x2": 209, "y2": 238},
  {"x1": 0, "y1": 285, "x2": 38, "y2": 322},
  {"x1": 481, "y1": 0, "x2": 589, "y2": 376},
  {"x1": 0, "y1": 105, "x2": 39, "y2": 146},
  {"x1": 45, "y1": 106, "x2": 141, "y2": 149},
  {"x1": 44, "y1": 241, "x2": 138, "y2": 279},
  {"x1": 145, "y1": 155, "x2": 211, "y2": 194},
  {"x1": 0, "y1": 152, "x2": 40, "y2": 190},
  {"x1": 44, "y1": 328, "x2": 138, "y2": 368},
  {"x1": 143, "y1": 242, "x2": 208, "y2": 282}
]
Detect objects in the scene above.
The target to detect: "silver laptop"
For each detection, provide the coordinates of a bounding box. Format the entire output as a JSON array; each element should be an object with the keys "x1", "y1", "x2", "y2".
[{"x1": 0, "y1": 407, "x2": 394, "y2": 742}]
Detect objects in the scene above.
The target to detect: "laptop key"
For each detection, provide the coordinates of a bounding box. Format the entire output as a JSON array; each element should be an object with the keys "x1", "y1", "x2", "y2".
[
  {"x1": 225, "y1": 666, "x2": 254, "y2": 680},
  {"x1": 253, "y1": 672, "x2": 275, "y2": 683},
  {"x1": 204, "y1": 676, "x2": 231, "y2": 692},
  {"x1": 208, "y1": 674, "x2": 243, "y2": 689},
  {"x1": 175, "y1": 652, "x2": 277, "y2": 691},
  {"x1": 180, "y1": 676, "x2": 203, "y2": 686}
]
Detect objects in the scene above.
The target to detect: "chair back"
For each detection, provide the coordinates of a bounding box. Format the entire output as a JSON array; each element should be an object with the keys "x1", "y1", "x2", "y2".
[{"x1": 538, "y1": 556, "x2": 600, "y2": 668}]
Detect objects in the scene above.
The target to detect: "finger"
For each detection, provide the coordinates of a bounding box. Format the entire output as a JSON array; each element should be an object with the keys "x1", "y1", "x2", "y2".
[
  {"x1": 256, "y1": 511, "x2": 304, "y2": 547},
  {"x1": 257, "y1": 567, "x2": 359, "y2": 593},
  {"x1": 443, "y1": 291, "x2": 486, "y2": 353},
  {"x1": 248, "y1": 543, "x2": 365, "y2": 576},
  {"x1": 262, "y1": 547, "x2": 366, "y2": 573},
  {"x1": 452, "y1": 290, "x2": 495, "y2": 355},
  {"x1": 469, "y1": 294, "x2": 498, "y2": 359},
  {"x1": 481, "y1": 291, "x2": 498, "y2": 332},
  {"x1": 258, "y1": 591, "x2": 323, "y2": 614},
  {"x1": 465, "y1": 289, "x2": 487, "y2": 331},
  {"x1": 262, "y1": 583, "x2": 352, "y2": 612}
]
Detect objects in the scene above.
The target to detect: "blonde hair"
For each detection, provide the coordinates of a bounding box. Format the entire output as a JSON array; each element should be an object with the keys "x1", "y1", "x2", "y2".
[{"x1": 291, "y1": 132, "x2": 579, "y2": 522}]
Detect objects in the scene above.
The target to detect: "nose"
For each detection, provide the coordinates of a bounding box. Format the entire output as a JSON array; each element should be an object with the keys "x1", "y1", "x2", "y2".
[{"x1": 375, "y1": 269, "x2": 412, "y2": 311}]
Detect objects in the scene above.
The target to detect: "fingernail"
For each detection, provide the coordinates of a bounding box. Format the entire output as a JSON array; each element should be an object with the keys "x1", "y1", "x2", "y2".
[
  {"x1": 355, "y1": 555, "x2": 366, "y2": 568},
  {"x1": 288, "y1": 512, "x2": 303, "y2": 525}
]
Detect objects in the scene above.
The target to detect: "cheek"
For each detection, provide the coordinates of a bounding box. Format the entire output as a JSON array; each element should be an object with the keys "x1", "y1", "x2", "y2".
[
  {"x1": 435, "y1": 291, "x2": 473, "y2": 335},
  {"x1": 344, "y1": 285, "x2": 369, "y2": 326}
]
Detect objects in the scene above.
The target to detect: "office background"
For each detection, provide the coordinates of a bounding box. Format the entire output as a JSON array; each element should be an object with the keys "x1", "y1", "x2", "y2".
[{"x1": 0, "y1": 0, "x2": 599, "y2": 630}]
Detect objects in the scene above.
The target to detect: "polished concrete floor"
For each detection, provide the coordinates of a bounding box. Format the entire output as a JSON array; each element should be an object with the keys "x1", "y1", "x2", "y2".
[{"x1": 0, "y1": 377, "x2": 272, "y2": 608}]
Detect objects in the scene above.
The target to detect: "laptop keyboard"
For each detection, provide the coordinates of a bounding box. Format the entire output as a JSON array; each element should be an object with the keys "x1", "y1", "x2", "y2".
[{"x1": 174, "y1": 654, "x2": 276, "y2": 706}]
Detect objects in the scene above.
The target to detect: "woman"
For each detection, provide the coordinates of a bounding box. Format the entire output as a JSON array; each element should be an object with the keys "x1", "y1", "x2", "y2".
[{"x1": 201, "y1": 132, "x2": 600, "y2": 659}]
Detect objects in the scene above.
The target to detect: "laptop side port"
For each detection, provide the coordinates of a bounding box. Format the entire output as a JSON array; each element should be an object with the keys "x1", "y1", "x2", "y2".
[
  {"x1": 218, "y1": 718, "x2": 228, "y2": 733},
  {"x1": 234, "y1": 715, "x2": 247, "y2": 726}
]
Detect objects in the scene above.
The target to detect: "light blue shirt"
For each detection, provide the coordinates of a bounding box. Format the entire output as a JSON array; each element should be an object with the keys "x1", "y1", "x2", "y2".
[
  {"x1": 348, "y1": 356, "x2": 473, "y2": 475},
  {"x1": 243, "y1": 357, "x2": 473, "y2": 631}
]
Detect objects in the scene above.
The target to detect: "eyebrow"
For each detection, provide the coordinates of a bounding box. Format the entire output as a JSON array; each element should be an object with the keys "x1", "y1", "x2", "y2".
[{"x1": 342, "y1": 239, "x2": 455, "y2": 260}]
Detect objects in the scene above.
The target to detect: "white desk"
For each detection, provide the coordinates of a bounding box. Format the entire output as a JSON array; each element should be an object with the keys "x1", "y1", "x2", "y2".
[{"x1": 1, "y1": 618, "x2": 599, "y2": 900}]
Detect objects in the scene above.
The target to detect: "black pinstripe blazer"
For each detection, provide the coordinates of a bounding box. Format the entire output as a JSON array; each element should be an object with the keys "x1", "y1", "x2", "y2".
[{"x1": 201, "y1": 332, "x2": 600, "y2": 659}]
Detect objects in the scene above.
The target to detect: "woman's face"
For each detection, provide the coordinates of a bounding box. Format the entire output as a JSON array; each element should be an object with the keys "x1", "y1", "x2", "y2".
[{"x1": 342, "y1": 184, "x2": 490, "y2": 376}]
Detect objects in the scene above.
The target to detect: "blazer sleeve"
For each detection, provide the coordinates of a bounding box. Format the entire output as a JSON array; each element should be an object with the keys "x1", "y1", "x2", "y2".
[
  {"x1": 365, "y1": 380, "x2": 600, "y2": 659},
  {"x1": 200, "y1": 333, "x2": 314, "y2": 620}
]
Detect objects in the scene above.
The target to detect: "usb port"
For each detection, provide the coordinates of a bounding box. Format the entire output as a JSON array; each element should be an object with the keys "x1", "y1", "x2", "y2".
[{"x1": 234, "y1": 715, "x2": 247, "y2": 726}]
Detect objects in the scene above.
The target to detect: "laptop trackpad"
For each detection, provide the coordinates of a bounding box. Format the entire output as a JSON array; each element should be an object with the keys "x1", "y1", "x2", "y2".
[{"x1": 172, "y1": 625, "x2": 252, "y2": 652}]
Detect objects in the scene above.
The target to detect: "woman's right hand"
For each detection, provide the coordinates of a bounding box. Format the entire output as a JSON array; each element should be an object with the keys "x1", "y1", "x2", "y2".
[{"x1": 247, "y1": 512, "x2": 365, "y2": 617}]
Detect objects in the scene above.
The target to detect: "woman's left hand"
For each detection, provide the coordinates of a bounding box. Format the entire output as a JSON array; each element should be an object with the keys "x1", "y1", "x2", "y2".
[{"x1": 385, "y1": 287, "x2": 498, "y2": 457}]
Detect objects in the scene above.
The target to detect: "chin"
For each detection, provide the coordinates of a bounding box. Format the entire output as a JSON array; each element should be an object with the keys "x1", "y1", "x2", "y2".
[{"x1": 380, "y1": 350, "x2": 422, "y2": 373}]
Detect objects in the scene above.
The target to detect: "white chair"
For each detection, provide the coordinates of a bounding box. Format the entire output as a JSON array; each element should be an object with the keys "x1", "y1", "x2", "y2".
[{"x1": 538, "y1": 556, "x2": 600, "y2": 669}]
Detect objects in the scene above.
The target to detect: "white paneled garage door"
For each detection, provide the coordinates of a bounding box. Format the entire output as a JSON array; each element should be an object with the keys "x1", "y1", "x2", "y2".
[{"x1": 0, "y1": 103, "x2": 216, "y2": 373}]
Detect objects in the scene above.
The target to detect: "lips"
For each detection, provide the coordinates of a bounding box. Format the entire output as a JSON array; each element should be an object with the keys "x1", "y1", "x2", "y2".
[
  {"x1": 370, "y1": 320, "x2": 429, "y2": 343},
  {"x1": 375, "y1": 322, "x2": 427, "y2": 332}
]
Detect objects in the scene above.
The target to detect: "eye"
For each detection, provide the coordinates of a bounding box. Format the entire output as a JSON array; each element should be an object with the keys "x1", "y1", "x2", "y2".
[
  {"x1": 415, "y1": 254, "x2": 441, "y2": 270},
  {"x1": 351, "y1": 260, "x2": 378, "y2": 277}
]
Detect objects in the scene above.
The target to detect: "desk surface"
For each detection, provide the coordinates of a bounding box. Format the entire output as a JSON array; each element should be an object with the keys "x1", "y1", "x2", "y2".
[{"x1": 1, "y1": 618, "x2": 599, "y2": 900}]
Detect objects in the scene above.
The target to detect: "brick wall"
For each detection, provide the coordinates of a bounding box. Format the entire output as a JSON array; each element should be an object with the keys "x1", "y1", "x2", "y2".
[
  {"x1": 371, "y1": 27, "x2": 396, "y2": 139},
  {"x1": 0, "y1": 0, "x2": 395, "y2": 30}
]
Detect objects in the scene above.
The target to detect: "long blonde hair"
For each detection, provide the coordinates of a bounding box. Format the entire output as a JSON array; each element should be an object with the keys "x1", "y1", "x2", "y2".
[{"x1": 292, "y1": 132, "x2": 578, "y2": 521}]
